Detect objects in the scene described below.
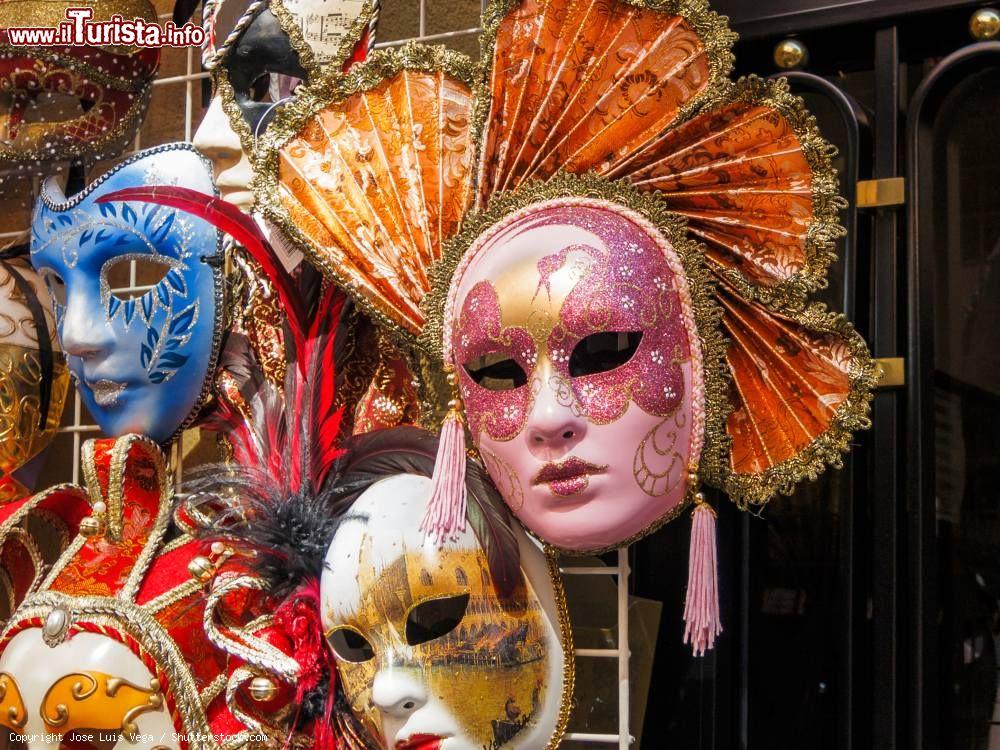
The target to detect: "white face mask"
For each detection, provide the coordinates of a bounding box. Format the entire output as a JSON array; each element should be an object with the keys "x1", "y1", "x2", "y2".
[
  {"x1": 0, "y1": 629, "x2": 178, "y2": 749},
  {"x1": 320, "y1": 473, "x2": 571, "y2": 750}
]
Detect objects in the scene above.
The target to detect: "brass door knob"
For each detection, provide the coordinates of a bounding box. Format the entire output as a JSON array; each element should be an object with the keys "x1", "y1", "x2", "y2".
[
  {"x1": 774, "y1": 38, "x2": 808, "y2": 70},
  {"x1": 971, "y1": 7, "x2": 1000, "y2": 40}
]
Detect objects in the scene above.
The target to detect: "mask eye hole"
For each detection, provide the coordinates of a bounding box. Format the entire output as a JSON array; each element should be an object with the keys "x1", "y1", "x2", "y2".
[
  {"x1": 326, "y1": 627, "x2": 375, "y2": 663},
  {"x1": 463, "y1": 353, "x2": 528, "y2": 391},
  {"x1": 406, "y1": 593, "x2": 470, "y2": 646},
  {"x1": 569, "y1": 331, "x2": 643, "y2": 377},
  {"x1": 39, "y1": 269, "x2": 66, "y2": 308},
  {"x1": 104, "y1": 256, "x2": 172, "y2": 301},
  {"x1": 249, "y1": 74, "x2": 275, "y2": 104}
]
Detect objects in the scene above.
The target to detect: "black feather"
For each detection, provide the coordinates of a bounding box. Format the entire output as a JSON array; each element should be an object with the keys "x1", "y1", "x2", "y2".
[
  {"x1": 182, "y1": 426, "x2": 523, "y2": 605},
  {"x1": 464, "y1": 457, "x2": 522, "y2": 600},
  {"x1": 182, "y1": 463, "x2": 352, "y2": 601}
]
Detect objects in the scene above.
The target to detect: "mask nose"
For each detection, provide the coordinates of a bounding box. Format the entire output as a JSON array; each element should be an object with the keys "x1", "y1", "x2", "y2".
[
  {"x1": 525, "y1": 369, "x2": 587, "y2": 460},
  {"x1": 193, "y1": 96, "x2": 244, "y2": 177},
  {"x1": 59, "y1": 286, "x2": 113, "y2": 363},
  {"x1": 371, "y1": 670, "x2": 428, "y2": 719}
]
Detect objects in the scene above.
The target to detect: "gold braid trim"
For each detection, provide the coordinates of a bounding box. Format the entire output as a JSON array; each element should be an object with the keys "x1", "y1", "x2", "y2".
[
  {"x1": 114, "y1": 436, "x2": 174, "y2": 601},
  {"x1": 199, "y1": 673, "x2": 227, "y2": 709},
  {"x1": 140, "y1": 576, "x2": 204, "y2": 617},
  {"x1": 688, "y1": 75, "x2": 848, "y2": 311},
  {"x1": 544, "y1": 547, "x2": 575, "y2": 750},
  {"x1": 471, "y1": 0, "x2": 739, "y2": 175},
  {"x1": 418, "y1": 172, "x2": 732, "y2": 504},
  {"x1": 216, "y1": 72, "x2": 259, "y2": 165},
  {"x1": 270, "y1": 0, "x2": 379, "y2": 77},
  {"x1": 267, "y1": 0, "x2": 318, "y2": 74},
  {"x1": 203, "y1": 574, "x2": 300, "y2": 680},
  {"x1": 224, "y1": 666, "x2": 295, "y2": 747}
]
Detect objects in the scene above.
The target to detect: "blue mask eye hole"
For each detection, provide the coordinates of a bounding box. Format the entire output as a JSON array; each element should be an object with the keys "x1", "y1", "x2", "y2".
[
  {"x1": 104, "y1": 256, "x2": 172, "y2": 301},
  {"x1": 39, "y1": 269, "x2": 67, "y2": 309}
]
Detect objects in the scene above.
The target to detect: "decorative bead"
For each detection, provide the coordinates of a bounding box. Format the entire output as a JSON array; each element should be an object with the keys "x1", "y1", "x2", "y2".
[
  {"x1": 43, "y1": 607, "x2": 68, "y2": 640},
  {"x1": 210, "y1": 541, "x2": 226, "y2": 556},
  {"x1": 188, "y1": 556, "x2": 215, "y2": 582},
  {"x1": 970, "y1": 8, "x2": 1000, "y2": 40},
  {"x1": 92, "y1": 501, "x2": 107, "y2": 515},
  {"x1": 79, "y1": 516, "x2": 104, "y2": 538},
  {"x1": 247, "y1": 676, "x2": 279, "y2": 702}
]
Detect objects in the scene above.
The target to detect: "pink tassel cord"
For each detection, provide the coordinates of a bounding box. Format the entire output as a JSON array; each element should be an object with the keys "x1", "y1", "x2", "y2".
[
  {"x1": 683, "y1": 500, "x2": 722, "y2": 657},
  {"x1": 420, "y1": 410, "x2": 468, "y2": 545}
]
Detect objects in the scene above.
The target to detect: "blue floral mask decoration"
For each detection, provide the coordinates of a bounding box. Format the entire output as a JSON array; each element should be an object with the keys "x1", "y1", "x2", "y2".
[{"x1": 30, "y1": 143, "x2": 223, "y2": 444}]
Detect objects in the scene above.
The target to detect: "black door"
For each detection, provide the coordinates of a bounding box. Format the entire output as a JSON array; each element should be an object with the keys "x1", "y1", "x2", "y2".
[{"x1": 632, "y1": 3, "x2": 1000, "y2": 749}]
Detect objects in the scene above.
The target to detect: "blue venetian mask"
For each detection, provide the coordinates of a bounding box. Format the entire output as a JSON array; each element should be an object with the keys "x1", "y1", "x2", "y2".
[{"x1": 29, "y1": 143, "x2": 223, "y2": 444}]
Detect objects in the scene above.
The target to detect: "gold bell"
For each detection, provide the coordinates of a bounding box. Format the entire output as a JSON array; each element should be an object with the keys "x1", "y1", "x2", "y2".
[
  {"x1": 247, "y1": 676, "x2": 279, "y2": 702},
  {"x1": 187, "y1": 555, "x2": 215, "y2": 582},
  {"x1": 78, "y1": 516, "x2": 104, "y2": 539}
]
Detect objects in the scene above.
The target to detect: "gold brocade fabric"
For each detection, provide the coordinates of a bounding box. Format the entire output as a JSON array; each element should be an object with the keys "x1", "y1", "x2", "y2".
[{"x1": 0, "y1": 344, "x2": 69, "y2": 489}]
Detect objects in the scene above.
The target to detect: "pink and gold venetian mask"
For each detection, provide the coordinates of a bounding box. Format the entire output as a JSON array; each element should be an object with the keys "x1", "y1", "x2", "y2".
[{"x1": 445, "y1": 198, "x2": 704, "y2": 553}]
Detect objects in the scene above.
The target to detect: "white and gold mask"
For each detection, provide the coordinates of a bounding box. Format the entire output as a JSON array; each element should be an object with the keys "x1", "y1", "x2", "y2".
[{"x1": 320, "y1": 473, "x2": 571, "y2": 750}]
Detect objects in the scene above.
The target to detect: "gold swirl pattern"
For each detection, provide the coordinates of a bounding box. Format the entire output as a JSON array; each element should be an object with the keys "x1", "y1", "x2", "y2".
[
  {"x1": 0, "y1": 344, "x2": 69, "y2": 486},
  {"x1": 0, "y1": 671, "x2": 27, "y2": 730},
  {"x1": 40, "y1": 671, "x2": 164, "y2": 740}
]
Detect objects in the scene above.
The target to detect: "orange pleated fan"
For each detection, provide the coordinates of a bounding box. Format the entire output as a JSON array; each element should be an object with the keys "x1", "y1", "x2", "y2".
[
  {"x1": 477, "y1": 0, "x2": 735, "y2": 200},
  {"x1": 254, "y1": 46, "x2": 475, "y2": 336}
]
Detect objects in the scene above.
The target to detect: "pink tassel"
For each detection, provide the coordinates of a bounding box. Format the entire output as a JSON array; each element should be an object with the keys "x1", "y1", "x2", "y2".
[
  {"x1": 683, "y1": 499, "x2": 722, "y2": 657},
  {"x1": 420, "y1": 408, "x2": 468, "y2": 545}
]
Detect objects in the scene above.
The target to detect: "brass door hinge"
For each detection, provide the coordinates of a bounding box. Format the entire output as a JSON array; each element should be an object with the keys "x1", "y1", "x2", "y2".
[
  {"x1": 857, "y1": 178, "x2": 906, "y2": 208},
  {"x1": 876, "y1": 358, "x2": 906, "y2": 389}
]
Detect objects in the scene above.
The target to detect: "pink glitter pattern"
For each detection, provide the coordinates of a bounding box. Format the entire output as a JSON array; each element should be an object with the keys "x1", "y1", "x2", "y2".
[
  {"x1": 546, "y1": 205, "x2": 689, "y2": 425},
  {"x1": 455, "y1": 281, "x2": 536, "y2": 441}
]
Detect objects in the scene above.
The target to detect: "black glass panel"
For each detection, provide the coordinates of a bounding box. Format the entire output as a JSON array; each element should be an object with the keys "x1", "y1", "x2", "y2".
[{"x1": 926, "y1": 65, "x2": 1000, "y2": 750}]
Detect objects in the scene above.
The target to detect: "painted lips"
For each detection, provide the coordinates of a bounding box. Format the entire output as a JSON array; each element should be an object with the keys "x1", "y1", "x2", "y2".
[
  {"x1": 88, "y1": 379, "x2": 127, "y2": 407},
  {"x1": 395, "y1": 735, "x2": 444, "y2": 750},
  {"x1": 533, "y1": 457, "x2": 607, "y2": 497}
]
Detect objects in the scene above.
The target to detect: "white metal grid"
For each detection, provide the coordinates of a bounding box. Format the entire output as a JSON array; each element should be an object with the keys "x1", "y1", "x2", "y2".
[{"x1": 12, "y1": 1, "x2": 637, "y2": 746}]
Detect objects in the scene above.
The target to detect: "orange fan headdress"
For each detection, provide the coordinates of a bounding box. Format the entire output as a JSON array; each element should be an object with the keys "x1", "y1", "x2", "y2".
[{"x1": 253, "y1": 0, "x2": 878, "y2": 655}]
